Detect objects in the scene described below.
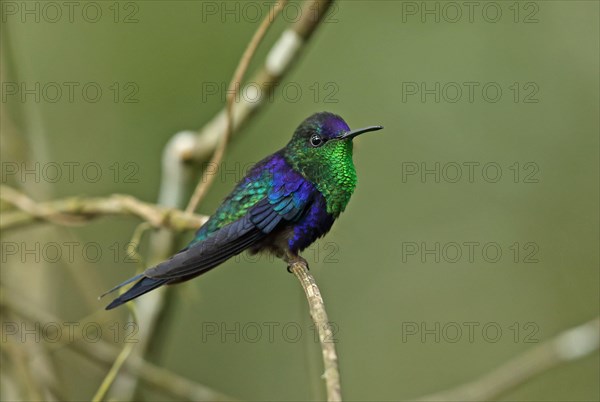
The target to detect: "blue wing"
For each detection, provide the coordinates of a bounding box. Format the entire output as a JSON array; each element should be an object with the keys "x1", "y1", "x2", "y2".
[
  {"x1": 144, "y1": 170, "x2": 314, "y2": 280},
  {"x1": 104, "y1": 155, "x2": 315, "y2": 309}
]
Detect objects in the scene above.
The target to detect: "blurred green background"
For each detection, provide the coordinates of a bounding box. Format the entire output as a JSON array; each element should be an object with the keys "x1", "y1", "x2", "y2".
[{"x1": 1, "y1": 1, "x2": 598, "y2": 401}]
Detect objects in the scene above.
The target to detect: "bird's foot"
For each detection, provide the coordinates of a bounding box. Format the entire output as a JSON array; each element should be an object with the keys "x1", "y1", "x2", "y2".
[{"x1": 286, "y1": 255, "x2": 309, "y2": 273}]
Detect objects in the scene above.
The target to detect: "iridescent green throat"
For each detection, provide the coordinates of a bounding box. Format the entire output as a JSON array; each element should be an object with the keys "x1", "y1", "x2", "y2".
[{"x1": 285, "y1": 139, "x2": 357, "y2": 217}]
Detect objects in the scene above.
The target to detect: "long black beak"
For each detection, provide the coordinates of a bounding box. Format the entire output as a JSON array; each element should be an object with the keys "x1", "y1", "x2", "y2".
[{"x1": 338, "y1": 125, "x2": 384, "y2": 140}]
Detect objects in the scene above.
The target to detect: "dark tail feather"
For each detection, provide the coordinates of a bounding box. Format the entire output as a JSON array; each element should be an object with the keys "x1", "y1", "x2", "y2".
[
  {"x1": 99, "y1": 273, "x2": 145, "y2": 299},
  {"x1": 104, "y1": 275, "x2": 168, "y2": 310}
]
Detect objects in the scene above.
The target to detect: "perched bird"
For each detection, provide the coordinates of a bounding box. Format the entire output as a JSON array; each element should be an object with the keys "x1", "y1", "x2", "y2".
[{"x1": 103, "y1": 112, "x2": 382, "y2": 310}]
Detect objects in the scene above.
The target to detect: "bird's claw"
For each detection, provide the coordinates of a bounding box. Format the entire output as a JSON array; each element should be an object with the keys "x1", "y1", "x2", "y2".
[{"x1": 286, "y1": 256, "x2": 309, "y2": 273}]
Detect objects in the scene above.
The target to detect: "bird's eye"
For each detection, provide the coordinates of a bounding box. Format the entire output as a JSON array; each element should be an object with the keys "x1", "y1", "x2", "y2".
[{"x1": 310, "y1": 134, "x2": 324, "y2": 147}]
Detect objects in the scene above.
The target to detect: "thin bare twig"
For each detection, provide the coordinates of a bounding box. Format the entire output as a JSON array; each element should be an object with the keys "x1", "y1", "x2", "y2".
[
  {"x1": 0, "y1": 185, "x2": 207, "y2": 231},
  {"x1": 184, "y1": 0, "x2": 336, "y2": 166},
  {"x1": 0, "y1": 184, "x2": 87, "y2": 226},
  {"x1": 185, "y1": 0, "x2": 287, "y2": 214},
  {"x1": 418, "y1": 317, "x2": 600, "y2": 401},
  {"x1": 0, "y1": 287, "x2": 235, "y2": 402},
  {"x1": 92, "y1": 275, "x2": 142, "y2": 401},
  {"x1": 290, "y1": 260, "x2": 342, "y2": 402},
  {"x1": 91, "y1": 341, "x2": 136, "y2": 402}
]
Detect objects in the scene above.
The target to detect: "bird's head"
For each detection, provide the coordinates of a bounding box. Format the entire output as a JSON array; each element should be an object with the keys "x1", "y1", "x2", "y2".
[{"x1": 283, "y1": 112, "x2": 383, "y2": 183}]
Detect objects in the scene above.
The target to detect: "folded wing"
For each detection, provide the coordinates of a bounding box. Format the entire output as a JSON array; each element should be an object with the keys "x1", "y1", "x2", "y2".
[{"x1": 104, "y1": 160, "x2": 315, "y2": 309}]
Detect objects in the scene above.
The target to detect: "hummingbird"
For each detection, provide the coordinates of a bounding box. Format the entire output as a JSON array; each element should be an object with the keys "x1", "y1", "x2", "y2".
[{"x1": 103, "y1": 112, "x2": 382, "y2": 310}]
